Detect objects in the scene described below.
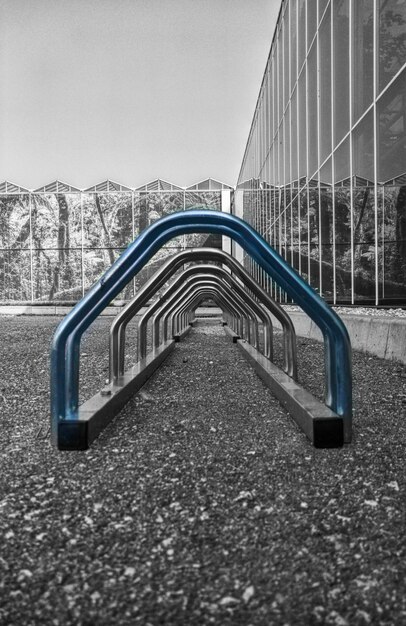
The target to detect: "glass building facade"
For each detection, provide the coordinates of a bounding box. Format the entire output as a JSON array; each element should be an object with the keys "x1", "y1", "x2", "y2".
[
  {"x1": 236, "y1": 0, "x2": 406, "y2": 305},
  {"x1": 0, "y1": 178, "x2": 232, "y2": 303}
]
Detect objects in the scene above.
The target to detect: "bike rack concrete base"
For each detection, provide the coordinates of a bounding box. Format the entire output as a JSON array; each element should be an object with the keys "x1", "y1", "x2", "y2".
[
  {"x1": 57, "y1": 339, "x2": 177, "y2": 450},
  {"x1": 232, "y1": 338, "x2": 344, "y2": 449}
]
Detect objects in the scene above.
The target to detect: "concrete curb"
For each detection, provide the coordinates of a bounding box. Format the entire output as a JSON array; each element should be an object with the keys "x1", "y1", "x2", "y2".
[
  {"x1": 0, "y1": 305, "x2": 122, "y2": 316},
  {"x1": 274, "y1": 312, "x2": 406, "y2": 365},
  {"x1": 1, "y1": 305, "x2": 404, "y2": 365},
  {"x1": 0, "y1": 304, "x2": 223, "y2": 317}
]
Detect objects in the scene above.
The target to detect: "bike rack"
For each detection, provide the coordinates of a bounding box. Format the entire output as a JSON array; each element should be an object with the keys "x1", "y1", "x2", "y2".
[
  {"x1": 137, "y1": 266, "x2": 274, "y2": 359},
  {"x1": 151, "y1": 278, "x2": 261, "y2": 351},
  {"x1": 51, "y1": 210, "x2": 352, "y2": 450},
  {"x1": 171, "y1": 289, "x2": 236, "y2": 337},
  {"x1": 169, "y1": 288, "x2": 244, "y2": 341},
  {"x1": 153, "y1": 280, "x2": 256, "y2": 349},
  {"x1": 110, "y1": 248, "x2": 296, "y2": 382},
  {"x1": 169, "y1": 287, "x2": 241, "y2": 338}
]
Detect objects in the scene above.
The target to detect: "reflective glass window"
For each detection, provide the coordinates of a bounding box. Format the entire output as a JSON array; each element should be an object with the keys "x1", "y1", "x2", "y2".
[
  {"x1": 0, "y1": 195, "x2": 30, "y2": 249},
  {"x1": 298, "y1": 71, "x2": 307, "y2": 177},
  {"x1": 269, "y1": 145, "x2": 275, "y2": 186},
  {"x1": 261, "y1": 98, "x2": 264, "y2": 167},
  {"x1": 291, "y1": 190, "x2": 300, "y2": 272},
  {"x1": 284, "y1": 2, "x2": 290, "y2": 103},
  {"x1": 320, "y1": 6, "x2": 332, "y2": 163},
  {"x1": 319, "y1": 0, "x2": 329, "y2": 22},
  {"x1": 264, "y1": 73, "x2": 269, "y2": 157},
  {"x1": 320, "y1": 157, "x2": 332, "y2": 185},
  {"x1": 353, "y1": 186, "x2": 376, "y2": 301},
  {"x1": 268, "y1": 66, "x2": 273, "y2": 144},
  {"x1": 290, "y1": 0, "x2": 297, "y2": 84},
  {"x1": 379, "y1": 0, "x2": 406, "y2": 92},
  {"x1": 284, "y1": 108, "x2": 291, "y2": 184},
  {"x1": 307, "y1": 0, "x2": 317, "y2": 49},
  {"x1": 320, "y1": 186, "x2": 334, "y2": 298},
  {"x1": 334, "y1": 136, "x2": 350, "y2": 183},
  {"x1": 378, "y1": 70, "x2": 406, "y2": 182},
  {"x1": 278, "y1": 28, "x2": 284, "y2": 123},
  {"x1": 291, "y1": 87, "x2": 298, "y2": 182},
  {"x1": 0, "y1": 250, "x2": 31, "y2": 302},
  {"x1": 334, "y1": 187, "x2": 352, "y2": 301},
  {"x1": 382, "y1": 186, "x2": 406, "y2": 302},
  {"x1": 353, "y1": 0, "x2": 374, "y2": 122},
  {"x1": 307, "y1": 44, "x2": 318, "y2": 177},
  {"x1": 309, "y1": 186, "x2": 320, "y2": 291},
  {"x1": 298, "y1": 0, "x2": 306, "y2": 70},
  {"x1": 353, "y1": 110, "x2": 374, "y2": 183},
  {"x1": 333, "y1": 0, "x2": 350, "y2": 145},
  {"x1": 277, "y1": 130, "x2": 282, "y2": 185},
  {"x1": 299, "y1": 189, "x2": 309, "y2": 281},
  {"x1": 271, "y1": 56, "x2": 277, "y2": 138}
]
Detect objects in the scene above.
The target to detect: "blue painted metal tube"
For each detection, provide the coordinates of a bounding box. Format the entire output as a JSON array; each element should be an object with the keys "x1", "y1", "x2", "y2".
[{"x1": 51, "y1": 209, "x2": 352, "y2": 443}]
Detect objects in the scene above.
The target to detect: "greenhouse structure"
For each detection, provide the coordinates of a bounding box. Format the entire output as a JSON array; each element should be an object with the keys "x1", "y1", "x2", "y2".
[
  {"x1": 235, "y1": 0, "x2": 406, "y2": 306},
  {"x1": 0, "y1": 179, "x2": 232, "y2": 303}
]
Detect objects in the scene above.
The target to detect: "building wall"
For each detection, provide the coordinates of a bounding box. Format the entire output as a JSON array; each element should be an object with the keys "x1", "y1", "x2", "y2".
[
  {"x1": 236, "y1": 0, "x2": 406, "y2": 305},
  {"x1": 0, "y1": 189, "x2": 229, "y2": 303}
]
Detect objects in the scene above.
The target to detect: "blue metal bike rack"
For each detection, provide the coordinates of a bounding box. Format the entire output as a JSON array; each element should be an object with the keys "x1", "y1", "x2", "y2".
[{"x1": 51, "y1": 209, "x2": 352, "y2": 448}]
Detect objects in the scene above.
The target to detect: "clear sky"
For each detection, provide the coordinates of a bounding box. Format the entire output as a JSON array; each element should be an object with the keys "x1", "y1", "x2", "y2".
[{"x1": 0, "y1": 0, "x2": 279, "y2": 189}]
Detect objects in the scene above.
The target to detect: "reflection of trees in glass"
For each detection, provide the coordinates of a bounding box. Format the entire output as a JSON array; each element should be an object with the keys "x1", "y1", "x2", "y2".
[
  {"x1": 0, "y1": 195, "x2": 30, "y2": 249},
  {"x1": 352, "y1": 188, "x2": 375, "y2": 299},
  {"x1": 184, "y1": 191, "x2": 222, "y2": 249},
  {"x1": 136, "y1": 192, "x2": 183, "y2": 231},
  {"x1": 378, "y1": 72, "x2": 406, "y2": 182},
  {"x1": 353, "y1": 0, "x2": 374, "y2": 121},
  {"x1": 31, "y1": 194, "x2": 81, "y2": 300},
  {"x1": 379, "y1": 0, "x2": 406, "y2": 90},
  {"x1": 0, "y1": 193, "x2": 31, "y2": 300},
  {"x1": 334, "y1": 0, "x2": 350, "y2": 144},
  {"x1": 81, "y1": 193, "x2": 133, "y2": 298},
  {"x1": 83, "y1": 193, "x2": 133, "y2": 251},
  {"x1": 383, "y1": 186, "x2": 406, "y2": 295},
  {"x1": 1, "y1": 252, "x2": 30, "y2": 301}
]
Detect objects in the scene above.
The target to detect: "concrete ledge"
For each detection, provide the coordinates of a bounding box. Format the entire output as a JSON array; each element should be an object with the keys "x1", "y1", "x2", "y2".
[
  {"x1": 272, "y1": 311, "x2": 406, "y2": 365},
  {"x1": 235, "y1": 339, "x2": 345, "y2": 448},
  {"x1": 0, "y1": 304, "x2": 146, "y2": 317}
]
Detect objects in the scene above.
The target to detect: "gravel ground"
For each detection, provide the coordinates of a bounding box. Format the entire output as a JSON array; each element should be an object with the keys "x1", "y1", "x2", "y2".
[{"x1": 0, "y1": 315, "x2": 405, "y2": 626}]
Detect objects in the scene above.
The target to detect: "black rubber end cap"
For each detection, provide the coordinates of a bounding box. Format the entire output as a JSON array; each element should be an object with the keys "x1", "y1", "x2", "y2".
[
  {"x1": 314, "y1": 418, "x2": 344, "y2": 448},
  {"x1": 58, "y1": 422, "x2": 89, "y2": 451}
]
